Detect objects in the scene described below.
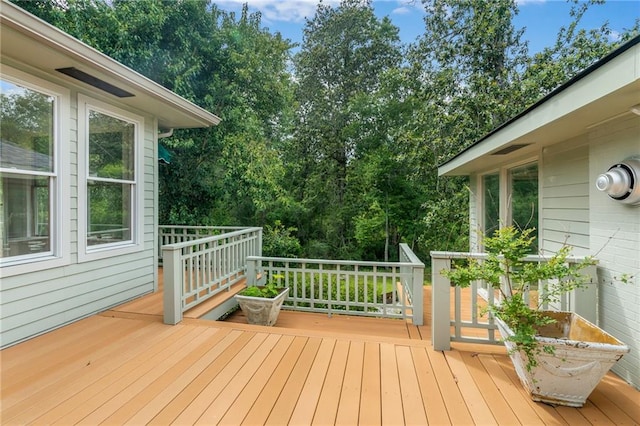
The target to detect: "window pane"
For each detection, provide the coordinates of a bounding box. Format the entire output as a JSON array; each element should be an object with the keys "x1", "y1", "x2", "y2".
[
  {"x1": 0, "y1": 80, "x2": 54, "y2": 172},
  {"x1": 87, "y1": 181, "x2": 131, "y2": 246},
  {"x1": 483, "y1": 173, "x2": 500, "y2": 237},
  {"x1": 510, "y1": 163, "x2": 538, "y2": 250},
  {"x1": 88, "y1": 111, "x2": 134, "y2": 180},
  {"x1": 1, "y1": 174, "x2": 51, "y2": 257}
]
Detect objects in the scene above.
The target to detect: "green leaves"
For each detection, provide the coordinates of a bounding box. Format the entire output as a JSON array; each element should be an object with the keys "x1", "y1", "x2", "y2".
[
  {"x1": 290, "y1": 0, "x2": 405, "y2": 259},
  {"x1": 17, "y1": 0, "x2": 634, "y2": 264}
]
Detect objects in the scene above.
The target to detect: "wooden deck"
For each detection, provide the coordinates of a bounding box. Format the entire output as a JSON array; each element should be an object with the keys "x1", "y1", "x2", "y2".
[{"x1": 1, "y1": 271, "x2": 639, "y2": 425}]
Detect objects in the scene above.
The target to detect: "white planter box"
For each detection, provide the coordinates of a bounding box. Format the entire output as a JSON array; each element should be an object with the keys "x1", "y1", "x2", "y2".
[
  {"x1": 235, "y1": 287, "x2": 289, "y2": 326},
  {"x1": 495, "y1": 311, "x2": 629, "y2": 407}
]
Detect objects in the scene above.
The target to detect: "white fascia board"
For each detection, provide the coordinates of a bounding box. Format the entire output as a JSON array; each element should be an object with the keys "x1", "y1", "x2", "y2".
[
  {"x1": 439, "y1": 42, "x2": 640, "y2": 177},
  {"x1": 0, "y1": 0, "x2": 221, "y2": 128}
]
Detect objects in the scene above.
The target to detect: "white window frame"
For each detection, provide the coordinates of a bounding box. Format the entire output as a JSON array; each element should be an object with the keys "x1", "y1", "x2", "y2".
[
  {"x1": 0, "y1": 65, "x2": 70, "y2": 277},
  {"x1": 478, "y1": 169, "x2": 501, "y2": 240},
  {"x1": 77, "y1": 94, "x2": 144, "y2": 262},
  {"x1": 477, "y1": 157, "x2": 541, "y2": 245}
]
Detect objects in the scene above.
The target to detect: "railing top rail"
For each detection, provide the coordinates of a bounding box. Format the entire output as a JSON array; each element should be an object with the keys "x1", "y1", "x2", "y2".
[
  {"x1": 247, "y1": 255, "x2": 419, "y2": 268},
  {"x1": 159, "y1": 225, "x2": 249, "y2": 231},
  {"x1": 399, "y1": 243, "x2": 425, "y2": 266},
  {"x1": 162, "y1": 227, "x2": 262, "y2": 250},
  {"x1": 430, "y1": 251, "x2": 594, "y2": 264}
]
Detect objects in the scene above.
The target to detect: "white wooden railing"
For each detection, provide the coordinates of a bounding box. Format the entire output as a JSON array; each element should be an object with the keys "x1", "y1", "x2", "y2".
[
  {"x1": 162, "y1": 227, "x2": 262, "y2": 324},
  {"x1": 158, "y1": 225, "x2": 248, "y2": 262},
  {"x1": 430, "y1": 251, "x2": 598, "y2": 351},
  {"x1": 246, "y1": 244, "x2": 425, "y2": 325}
]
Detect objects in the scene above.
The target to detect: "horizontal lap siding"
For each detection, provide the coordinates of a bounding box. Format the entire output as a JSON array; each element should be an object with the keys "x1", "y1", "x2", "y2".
[
  {"x1": 541, "y1": 141, "x2": 590, "y2": 256},
  {"x1": 0, "y1": 89, "x2": 157, "y2": 349},
  {"x1": 469, "y1": 175, "x2": 479, "y2": 251},
  {"x1": 589, "y1": 115, "x2": 640, "y2": 390}
]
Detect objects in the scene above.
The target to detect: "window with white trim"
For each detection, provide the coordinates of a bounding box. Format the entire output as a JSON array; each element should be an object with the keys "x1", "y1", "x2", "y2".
[
  {"x1": 482, "y1": 172, "x2": 500, "y2": 237},
  {"x1": 1, "y1": 75, "x2": 59, "y2": 264},
  {"x1": 78, "y1": 96, "x2": 143, "y2": 260},
  {"x1": 480, "y1": 161, "x2": 539, "y2": 251}
]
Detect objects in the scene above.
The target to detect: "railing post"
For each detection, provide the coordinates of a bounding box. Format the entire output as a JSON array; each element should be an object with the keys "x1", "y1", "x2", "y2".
[
  {"x1": 163, "y1": 245, "x2": 183, "y2": 325},
  {"x1": 257, "y1": 228, "x2": 263, "y2": 257},
  {"x1": 246, "y1": 256, "x2": 258, "y2": 286},
  {"x1": 412, "y1": 264, "x2": 424, "y2": 326},
  {"x1": 431, "y1": 254, "x2": 451, "y2": 351},
  {"x1": 570, "y1": 263, "x2": 598, "y2": 324}
]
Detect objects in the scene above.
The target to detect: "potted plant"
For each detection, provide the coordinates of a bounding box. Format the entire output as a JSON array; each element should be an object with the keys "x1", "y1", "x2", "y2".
[
  {"x1": 235, "y1": 275, "x2": 289, "y2": 326},
  {"x1": 443, "y1": 226, "x2": 629, "y2": 407}
]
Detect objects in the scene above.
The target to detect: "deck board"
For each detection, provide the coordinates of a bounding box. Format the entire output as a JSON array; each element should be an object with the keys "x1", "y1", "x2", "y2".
[
  {"x1": 289, "y1": 338, "x2": 334, "y2": 425},
  {"x1": 335, "y1": 340, "x2": 364, "y2": 426},
  {"x1": 218, "y1": 335, "x2": 297, "y2": 425},
  {"x1": 444, "y1": 349, "x2": 498, "y2": 425},
  {"x1": 477, "y1": 353, "x2": 546, "y2": 425},
  {"x1": 427, "y1": 346, "x2": 475, "y2": 424},
  {"x1": 312, "y1": 340, "x2": 350, "y2": 425},
  {"x1": 411, "y1": 346, "x2": 452, "y2": 425},
  {"x1": 148, "y1": 329, "x2": 253, "y2": 425},
  {"x1": 179, "y1": 332, "x2": 269, "y2": 425},
  {"x1": 396, "y1": 345, "x2": 428, "y2": 425},
  {"x1": 239, "y1": 336, "x2": 308, "y2": 424},
  {"x1": 380, "y1": 342, "x2": 404, "y2": 425},
  {"x1": 266, "y1": 337, "x2": 322, "y2": 425},
  {"x1": 104, "y1": 327, "x2": 233, "y2": 425},
  {"x1": 493, "y1": 355, "x2": 566, "y2": 426},
  {"x1": 359, "y1": 341, "x2": 382, "y2": 426},
  {"x1": 458, "y1": 350, "x2": 521, "y2": 425},
  {"x1": 2, "y1": 270, "x2": 639, "y2": 425}
]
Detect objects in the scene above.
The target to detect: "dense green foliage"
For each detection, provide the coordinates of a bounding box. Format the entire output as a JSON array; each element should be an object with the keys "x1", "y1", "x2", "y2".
[{"x1": 15, "y1": 0, "x2": 637, "y2": 263}]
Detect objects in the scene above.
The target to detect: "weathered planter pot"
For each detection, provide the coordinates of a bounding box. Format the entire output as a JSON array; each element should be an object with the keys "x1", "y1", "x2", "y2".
[
  {"x1": 235, "y1": 287, "x2": 289, "y2": 326},
  {"x1": 495, "y1": 311, "x2": 629, "y2": 407}
]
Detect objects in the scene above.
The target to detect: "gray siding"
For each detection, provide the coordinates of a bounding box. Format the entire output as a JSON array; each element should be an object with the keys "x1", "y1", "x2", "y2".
[
  {"x1": 588, "y1": 114, "x2": 640, "y2": 388},
  {"x1": 468, "y1": 174, "x2": 480, "y2": 251},
  {"x1": 541, "y1": 141, "x2": 591, "y2": 256},
  {"x1": 1, "y1": 81, "x2": 157, "y2": 348}
]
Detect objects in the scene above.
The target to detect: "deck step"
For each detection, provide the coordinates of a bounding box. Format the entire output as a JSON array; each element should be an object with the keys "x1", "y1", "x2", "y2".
[{"x1": 183, "y1": 279, "x2": 246, "y2": 320}]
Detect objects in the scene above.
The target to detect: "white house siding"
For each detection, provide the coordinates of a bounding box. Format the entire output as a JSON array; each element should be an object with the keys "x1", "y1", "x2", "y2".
[
  {"x1": 588, "y1": 114, "x2": 640, "y2": 389},
  {"x1": 468, "y1": 174, "x2": 480, "y2": 252},
  {"x1": 540, "y1": 140, "x2": 591, "y2": 257},
  {"x1": 0, "y1": 80, "x2": 157, "y2": 348}
]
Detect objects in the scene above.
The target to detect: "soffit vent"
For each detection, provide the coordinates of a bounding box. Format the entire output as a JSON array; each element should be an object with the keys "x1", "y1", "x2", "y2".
[
  {"x1": 56, "y1": 67, "x2": 134, "y2": 98},
  {"x1": 490, "y1": 144, "x2": 530, "y2": 155}
]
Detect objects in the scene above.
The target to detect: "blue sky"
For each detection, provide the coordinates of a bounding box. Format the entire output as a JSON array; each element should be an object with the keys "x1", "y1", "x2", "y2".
[{"x1": 214, "y1": 0, "x2": 639, "y2": 53}]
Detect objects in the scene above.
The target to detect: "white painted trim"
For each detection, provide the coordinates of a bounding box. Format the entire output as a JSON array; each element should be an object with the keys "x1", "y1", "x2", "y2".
[
  {"x1": 1, "y1": 0, "x2": 220, "y2": 128},
  {"x1": 77, "y1": 94, "x2": 145, "y2": 263},
  {"x1": 474, "y1": 156, "x2": 540, "y2": 248},
  {"x1": 153, "y1": 118, "x2": 159, "y2": 292},
  {"x1": 0, "y1": 65, "x2": 70, "y2": 277}
]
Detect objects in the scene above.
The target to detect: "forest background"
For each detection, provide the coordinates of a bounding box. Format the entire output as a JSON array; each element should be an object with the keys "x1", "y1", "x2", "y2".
[{"x1": 14, "y1": 0, "x2": 639, "y2": 264}]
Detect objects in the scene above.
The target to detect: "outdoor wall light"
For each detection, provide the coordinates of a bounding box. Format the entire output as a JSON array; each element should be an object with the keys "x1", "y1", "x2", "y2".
[{"x1": 595, "y1": 158, "x2": 640, "y2": 205}]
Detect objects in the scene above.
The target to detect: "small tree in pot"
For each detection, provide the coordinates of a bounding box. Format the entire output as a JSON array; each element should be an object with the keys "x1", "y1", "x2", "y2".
[{"x1": 443, "y1": 226, "x2": 629, "y2": 407}]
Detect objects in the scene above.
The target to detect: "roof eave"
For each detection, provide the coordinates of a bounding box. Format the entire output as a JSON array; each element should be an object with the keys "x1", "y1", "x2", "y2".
[
  {"x1": 438, "y1": 36, "x2": 640, "y2": 177},
  {"x1": 0, "y1": 0, "x2": 221, "y2": 129}
]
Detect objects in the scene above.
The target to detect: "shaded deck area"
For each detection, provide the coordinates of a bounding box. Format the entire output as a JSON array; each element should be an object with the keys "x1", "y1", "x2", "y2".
[{"x1": 1, "y1": 272, "x2": 638, "y2": 425}]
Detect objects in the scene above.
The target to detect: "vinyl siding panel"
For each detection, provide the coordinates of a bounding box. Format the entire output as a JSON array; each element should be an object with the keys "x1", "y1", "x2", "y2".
[
  {"x1": 589, "y1": 114, "x2": 640, "y2": 389},
  {"x1": 468, "y1": 175, "x2": 479, "y2": 251},
  {"x1": 0, "y1": 78, "x2": 157, "y2": 348},
  {"x1": 541, "y1": 142, "x2": 590, "y2": 255}
]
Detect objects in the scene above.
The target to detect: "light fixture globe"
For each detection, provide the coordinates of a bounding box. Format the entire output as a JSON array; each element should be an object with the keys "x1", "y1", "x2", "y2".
[{"x1": 596, "y1": 158, "x2": 640, "y2": 205}]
